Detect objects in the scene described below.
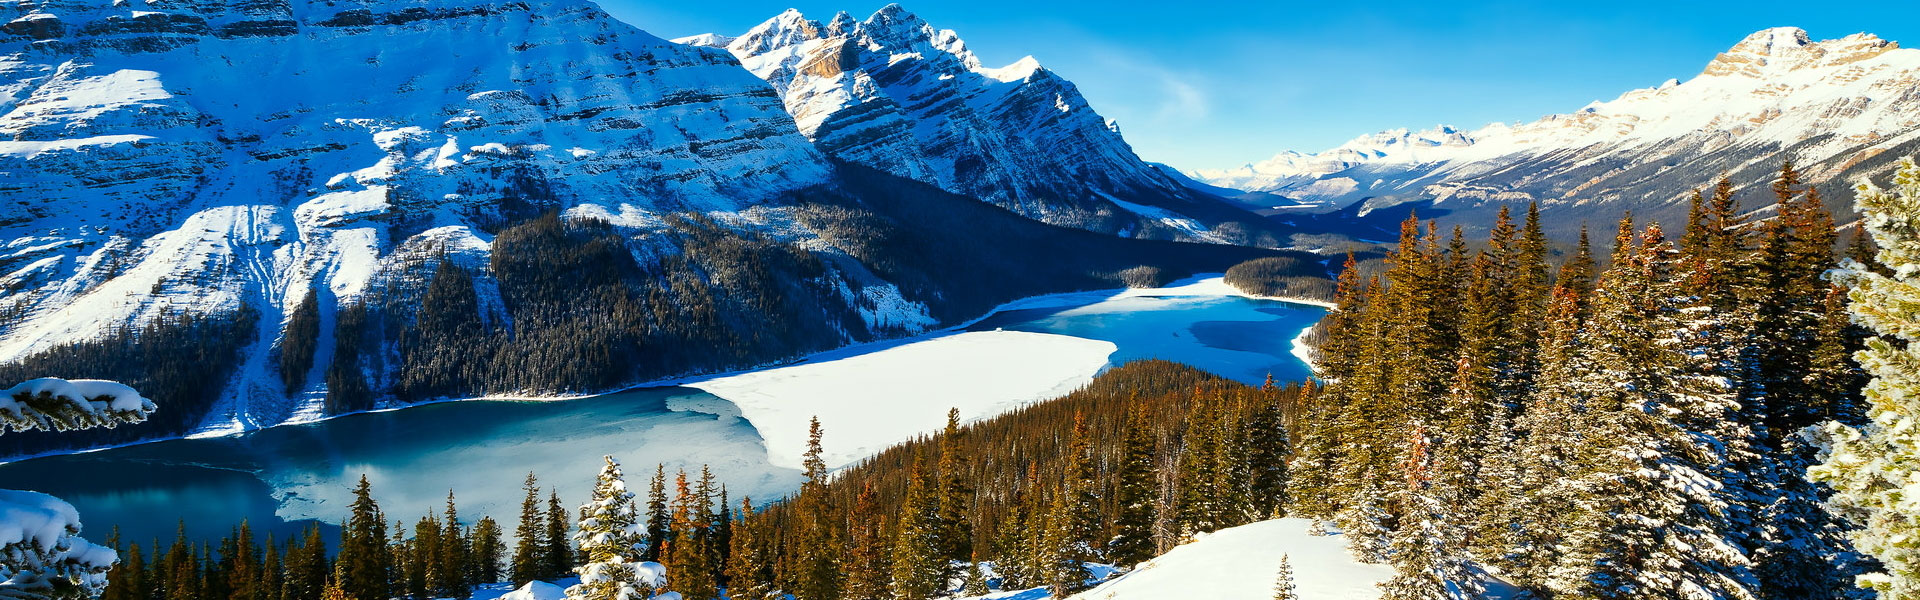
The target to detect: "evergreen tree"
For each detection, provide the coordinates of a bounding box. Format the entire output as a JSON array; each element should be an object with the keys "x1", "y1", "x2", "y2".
[
  {"x1": 1107, "y1": 404, "x2": 1159, "y2": 568},
  {"x1": 1380, "y1": 426, "x2": 1481, "y2": 600},
  {"x1": 1549, "y1": 223, "x2": 1759, "y2": 600},
  {"x1": 891, "y1": 454, "x2": 945, "y2": 600},
  {"x1": 439, "y1": 492, "x2": 471, "y2": 598},
  {"x1": 564, "y1": 456, "x2": 658, "y2": 600},
  {"x1": 1810, "y1": 156, "x2": 1920, "y2": 600},
  {"x1": 667, "y1": 470, "x2": 716, "y2": 600},
  {"x1": 336, "y1": 476, "x2": 392, "y2": 600},
  {"x1": 511, "y1": 473, "x2": 544, "y2": 586},
  {"x1": 845, "y1": 483, "x2": 891, "y2": 600},
  {"x1": 934, "y1": 409, "x2": 974, "y2": 571},
  {"x1": 1272, "y1": 554, "x2": 1298, "y2": 600},
  {"x1": 724, "y1": 497, "x2": 774, "y2": 600},
  {"x1": 793, "y1": 418, "x2": 842, "y2": 600},
  {"x1": 470, "y1": 517, "x2": 505, "y2": 586},
  {"x1": 643, "y1": 465, "x2": 669, "y2": 563},
  {"x1": 281, "y1": 527, "x2": 328, "y2": 600},
  {"x1": 1245, "y1": 396, "x2": 1290, "y2": 519},
  {"x1": 544, "y1": 492, "x2": 573, "y2": 580}
]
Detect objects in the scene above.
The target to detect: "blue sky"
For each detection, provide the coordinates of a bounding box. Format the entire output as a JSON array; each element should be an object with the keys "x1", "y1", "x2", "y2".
[{"x1": 596, "y1": 1, "x2": 1920, "y2": 171}]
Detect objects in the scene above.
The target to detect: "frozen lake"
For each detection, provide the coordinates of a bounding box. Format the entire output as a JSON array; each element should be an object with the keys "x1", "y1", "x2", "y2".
[{"x1": 0, "y1": 277, "x2": 1325, "y2": 546}]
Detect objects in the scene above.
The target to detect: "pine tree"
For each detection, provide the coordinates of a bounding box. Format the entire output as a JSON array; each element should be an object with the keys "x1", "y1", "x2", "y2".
[
  {"x1": 336, "y1": 475, "x2": 392, "y2": 600},
  {"x1": 1272, "y1": 554, "x2": 1299, "y2": 600},
  {"x1": 845, "y1": 483, "x2": 891, "y2": 600},
  {"x1": 934, "y1": 409, "x2": 974, "y2": 572},
  {"x1": 1107, "y1": 404, "x2": 1159, "y2": 568},
  {"x1": 725, "y1": 497, "x2": 774, "y2": 600},
  {"x1": 470, "y1": 517, "x2": 505, "y2": 585},
  {"x1": 643, "y1": 465, "x2": 670, "y2": 563},
  {"x1": 564, "y1": 456, "x2": 659, "y2": 600},
  {"x1": 1380, "y1": 426, "x2": 1482, "y2": 600},
  {"x1": 667, "y1": 469, "x2": 716, "y2": 600},
  {"x1": 793, "y1": 418, "x2": 842, "y2": 600},
  {"x1": 511, "y1": 473, "x2": 544, "y2": 586},
  {"x1": 544, "y1": 491, "x2": 573, "y2": 580},
  {"x1": 1810, "y1": 156, "x2": 1920, "y2": 600},
  {"x1": 1549, "y1": 223, "x2": 1758, "y2": 600},
  {"x1": 439, "y1": 492, "x2": 472, "y2": 598},
  {"x1": 890, "y1": 454, "x2": 945, "y2": 600},
  {"x1": 282, "y1": 527, "x2": 327, "y2": 600}
]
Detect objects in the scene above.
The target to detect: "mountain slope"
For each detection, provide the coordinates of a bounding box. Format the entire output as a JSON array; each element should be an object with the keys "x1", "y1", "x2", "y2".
[
  {"x1": 0, "y1": 0, "x2": 1318, "y2": 458},
  {"x1": 0, "y1": 0, "x2": 836, "y2": 432},
  {"x1": 1193, "y1": 27, "x2": 1920, "y2": 236},
  {"x1": 679, "y1": 5, "x2": 1280, "y2": 244}
]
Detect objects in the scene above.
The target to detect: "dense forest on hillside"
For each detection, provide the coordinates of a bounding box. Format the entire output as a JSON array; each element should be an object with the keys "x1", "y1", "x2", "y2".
[
  {"x1": 1291, "y1": 163, "x2": 1879, "y2": 599},
  {"x1": 0, "y1": 309, "x2": 257, "y2": 457},
  {"x1": 0, "y1": 165, "x2": 1325, "y2": 458}
]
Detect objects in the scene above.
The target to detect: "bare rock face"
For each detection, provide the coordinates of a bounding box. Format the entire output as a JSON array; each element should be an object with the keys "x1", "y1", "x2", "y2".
[
  {"x1": 1193, "y1": 27, "x2": 1920, "y2": 237},
  {"x1": 683, "y1": 4, "x2": 1257, "y2": 241},
  {"x1": 0, "y1": 0, "x2": 839, "y2": 427}
]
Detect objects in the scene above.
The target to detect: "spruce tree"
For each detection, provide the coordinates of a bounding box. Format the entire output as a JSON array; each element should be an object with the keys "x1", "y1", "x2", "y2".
[
  {"x1": 1380, "y1": 426, "x2": 1482, "y2": 600},
  {"x1": 1549, "y1": 223, "x2": 1759, "y2": 600},
  {"x1": 564, "y1": 456, "x2": 657, "y2": 600},
  {"x1": 934, "y1": 409, "x2": 974, "y2": 571},
  {"x1": 668, "y1": 469, "x2": 716, "y2": 600},
  {"x1": 336, "y1": 476, "x2": 391, "y2": 600},
  {"x1": 544, "y1": 492, "x2": 573, "y2": 580},
  {"x1": 1272, "y1": 554, "x2": 1298, "y2": 600},
  {"x1": 890, "y1": 455, "x2": 945, "y2": 600},
  {"x1": 793, "y1": 418, "x2": 842, "y2": 600},
  {"x1": 1107, "y1": 405, "x2": 1159, "y2": 568},
  {"x1": 724, "y1": 497, "x2": 774, "y2": 600},
  {"x1": 845, "y1": 483, "x2": 891, "y2": 600},
  {"x1": 470, "y1": 517, "x2": 504, "y2": 585},
  {"x1": 438, "y1": 492, "x2": 471, "y2": 598},
  {"x1": 511, "y1": 473, "x2": 544, "y2": 586},
  {"x1": 1810, "y1": 156, "x2": 1920, "y2": 600},
  {"x1": 644, "y1": 465, "x2": 670, "y2": 563}
]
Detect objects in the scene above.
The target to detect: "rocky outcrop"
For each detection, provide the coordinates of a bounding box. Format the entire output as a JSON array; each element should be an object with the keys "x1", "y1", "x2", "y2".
[{"x1": 1194, "y1": 27, "x2": 1920, "y2": 236}]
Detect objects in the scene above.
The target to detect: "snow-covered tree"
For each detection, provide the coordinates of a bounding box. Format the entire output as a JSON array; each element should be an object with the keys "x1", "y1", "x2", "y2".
[
  {"x1": 1810, "y1": 156, "x2": 1920, "y2": 600},
  {"x1": 1, "y1": 378, "x2": 153, "y2": 600},
  {"x1": 1548, "y1": 223, "x2": 1758, "y2": 600},
  {"x1": 566, "y1": 456, "x2": 665, "y2": 600}
]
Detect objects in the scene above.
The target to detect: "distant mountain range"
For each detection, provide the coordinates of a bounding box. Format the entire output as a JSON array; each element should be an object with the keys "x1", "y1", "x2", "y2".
[{"x1": 1192, "y1": 27, "x2": 1920, "y2": 236}]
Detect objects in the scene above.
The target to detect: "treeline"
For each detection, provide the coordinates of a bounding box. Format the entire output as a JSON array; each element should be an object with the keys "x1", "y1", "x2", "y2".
[
  {"x1": 741, "y1": 360, "x2": 1302, "y2": 599},
  {"x1": 0, "y1": 308, "x2": 257, "y2": 457},
  {"x1": 105, "y1": 361, "x2": 1300, "y2": 600},
  {"x1": 1223, "y1": 256, "x2": 1337, "y2": 301},
  {"x1": 1289, "y1": 163, "x2": 1877, "y2": 599}
]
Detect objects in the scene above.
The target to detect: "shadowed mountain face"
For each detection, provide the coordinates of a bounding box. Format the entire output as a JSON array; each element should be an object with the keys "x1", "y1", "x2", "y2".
[
  {"x1": 680, "y1": 5, "x2": 1283, "y2": 244},
  {"x1": 1195, "y1": 27, "x2": 1920, "y2": 237}
]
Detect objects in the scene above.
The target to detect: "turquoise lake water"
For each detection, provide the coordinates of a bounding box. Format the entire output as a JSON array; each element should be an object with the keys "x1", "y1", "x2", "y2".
[{"x1": 1, "y1": 288, "x2": 1325, "y2": 546}]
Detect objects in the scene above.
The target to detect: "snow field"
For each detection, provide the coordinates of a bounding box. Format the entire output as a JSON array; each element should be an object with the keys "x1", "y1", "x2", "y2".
[{"x1": 689, "y1": 330, "x2": 1115, "y2": 470}]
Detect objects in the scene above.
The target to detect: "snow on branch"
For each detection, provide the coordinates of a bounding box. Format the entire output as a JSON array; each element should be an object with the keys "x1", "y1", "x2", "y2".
[{"x1": 0, "y1": 379, "x2": 155, "y2": 435}]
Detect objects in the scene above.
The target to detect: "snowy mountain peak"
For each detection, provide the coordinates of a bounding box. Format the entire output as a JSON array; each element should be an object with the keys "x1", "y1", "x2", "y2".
[
  {"x1": 1192, "y1": 26, "x2": 1920, "y2": 237},
  {"x1": 1704, "y1": 26, "x2": 1898, "y2": 78},
  {"x1": 708, "y1": 4, "x2": 1252, "y2": 239}
]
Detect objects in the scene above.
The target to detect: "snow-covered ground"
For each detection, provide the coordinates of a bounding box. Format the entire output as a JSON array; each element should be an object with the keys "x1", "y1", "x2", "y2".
[
  {"x1": 688, "y1": 330, "x2": 1114, "y2": 470},
  {"x1": 1068, "y1": 519, "x2": 1393, "y2": 600}
]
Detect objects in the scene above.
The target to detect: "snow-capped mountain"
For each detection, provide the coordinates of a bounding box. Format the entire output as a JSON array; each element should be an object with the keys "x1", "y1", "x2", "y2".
[
  {"x1": 1193, "y1": 27, "x2": 1920, "y2": 234},
  {"x1": 678, "y1": 5, "x2": 1265, "y2": 241},
  {"x1": 0, "y1": 0, "x2": 1299, "y2": 454},
  {"x1": 0, "y1": 0, "x2": 841, "y2": 431}
]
